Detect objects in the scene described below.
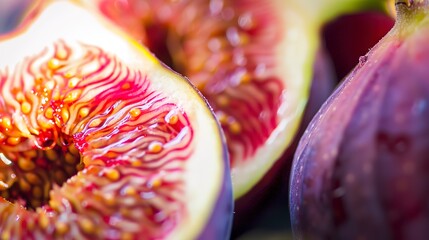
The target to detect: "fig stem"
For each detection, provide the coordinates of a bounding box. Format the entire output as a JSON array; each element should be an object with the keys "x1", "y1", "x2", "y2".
[{"x1": 394, "y1": 0, "x2": 429, "y2": 35}]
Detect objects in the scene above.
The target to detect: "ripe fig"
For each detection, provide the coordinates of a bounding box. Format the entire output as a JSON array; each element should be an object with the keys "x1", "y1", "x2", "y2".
[
  {"x1": 290, "y1": 1, "x2": 429, "y2": 239},
  {"x1": 0, "y1": 1, "x2": 232, "y2": 239},
  {"x1": 89, "y1": 0, "x2": 386, "y2": 202}
]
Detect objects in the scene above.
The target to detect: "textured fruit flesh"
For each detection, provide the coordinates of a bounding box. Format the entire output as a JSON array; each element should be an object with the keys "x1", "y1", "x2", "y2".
[
  {"x1": 99, "y1": 0, "x2": 284, "y2": 164},
  {"x1": 0, "y1": 1, "x2": 231, "y2": 239},
  {"x1": 96, "y1": 0, "x2": 307, "y2": 199},
  {"x1": 290, "y1": 3, "x2": 429, "y2": 239}
]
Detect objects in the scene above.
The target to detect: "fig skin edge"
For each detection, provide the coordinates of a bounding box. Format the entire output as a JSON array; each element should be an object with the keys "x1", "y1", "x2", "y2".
[
  {"x1": 0, "y1": 1, "x2": 233, "y2": 239},
  {"x1": 290, "y1": 1, "x2": 429, "y2": 239}
]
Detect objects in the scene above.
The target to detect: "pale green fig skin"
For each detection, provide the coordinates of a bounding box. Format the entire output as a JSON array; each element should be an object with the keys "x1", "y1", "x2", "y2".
[{"x1": 290, "y1": 2, "x2": 429, "y2": 239}]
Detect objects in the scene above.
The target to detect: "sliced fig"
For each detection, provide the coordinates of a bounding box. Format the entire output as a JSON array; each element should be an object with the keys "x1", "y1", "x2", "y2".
[
  {"x1": 89, "y1": 0, "x2": 385, "y2": 201},
  {"x1": 0, "y1": 1, "x2": 232, "y2": 239},
  {"x1": 290, "y1": 1, "x2": 429, "y2": 239}
]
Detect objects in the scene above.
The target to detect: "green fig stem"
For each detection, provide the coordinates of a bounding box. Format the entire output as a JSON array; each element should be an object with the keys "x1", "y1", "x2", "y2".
[{"x1": 393, "y1": 0, "x2": 429, "y2": 37}]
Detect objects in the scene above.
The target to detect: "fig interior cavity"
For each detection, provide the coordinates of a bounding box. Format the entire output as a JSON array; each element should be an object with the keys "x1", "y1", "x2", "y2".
[
  {"x1": 0, "y1": 40, "x2": 192, "y2": 238},
  {"x1": 98, "y1": 0, "x2": 285, "y2": 167}
]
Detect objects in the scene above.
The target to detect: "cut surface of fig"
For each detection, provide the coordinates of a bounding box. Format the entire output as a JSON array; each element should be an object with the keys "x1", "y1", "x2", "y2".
[
  {"x1": 0, "y1": 1, "x2": 232, "y2": 239},
  {"x1": 290, "y1": 2, "x2": 429, "y2": 239},
  {"x1": 93, "y1": 0, "x2": 318, "y2": 199}
]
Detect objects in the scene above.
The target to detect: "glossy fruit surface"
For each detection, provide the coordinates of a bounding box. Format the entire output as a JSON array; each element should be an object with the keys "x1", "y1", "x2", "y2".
[
  {"x1": 290, "y1": 1, "x2": 429, "y2": 239},
  {"x1": 0, "y1": 1, "x2": 232, "y2": 239}
]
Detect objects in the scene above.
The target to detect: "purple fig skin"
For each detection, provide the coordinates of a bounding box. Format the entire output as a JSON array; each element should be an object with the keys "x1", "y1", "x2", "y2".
[{"x1": 290, "y1": 3, "x2": 429, "y2": 240}]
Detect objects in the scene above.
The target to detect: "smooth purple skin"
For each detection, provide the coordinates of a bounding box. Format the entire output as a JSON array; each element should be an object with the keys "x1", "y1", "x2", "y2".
[{"x1": 290, "y1": 22, "x2": 429, "y2": 240}]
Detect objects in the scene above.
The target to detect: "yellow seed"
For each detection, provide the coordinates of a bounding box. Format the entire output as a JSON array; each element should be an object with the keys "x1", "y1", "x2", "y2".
[
  {"x1": 39, "y1": 214, "x2": 50, "y2": 230},
  {"x1": 19, "y1": 179, "x2": 31, "y2": 192},
  {"x1": 166, "y1": 114, "x2": 178, "y2": 125},
  {"x1": 52, "y1": 90, "x2": 60, "y2": 100},
  {"x1": 104, "y1": 193, "x2": 116, "y2": 206},
  {"x1": 229, "y1": 121, "x2": 242, "y2": 134},
  {"x1": 63, "y1": 89, "x2": 82, "y2": 103},
  {"x1": 216, "y1": 111, "x2": 228, "y2": 125},
  {"x1": 79, "y1": 107, "x2": 90, "y2": 118},
  {"x1": 68, "y1": 144, "x2": 79, "y2": 156},
  {"x1": 16, "y1": 92, "x2": 25, "y2": 102},
  {"x1": 25, "y1": 172, "x2": 41, "y2": 184},
  {"x1": 48, "y1": 58, "x2": 61, "y2": 70},
  {"x1": 121, "y1": 233, "x2": 133, "y2": 240},
  {"x1": 54, "y1": 170, "x2": 67, "y2": 183},
  {"x1": 46, "y1": 149, "x2": 58, "y2": 161},
  {"x1": 61, "y1": 108, "x2": 70, "y2": 122},
  {"x1": 1, "y1": 117, "x2": 12, "y2": 129},
  {"x1": 89, "y1": 119, "x2": 102, "y2": 128},
  {"x1": 79, "y1": 218, "x2": 95, "y2": 234},
  {"x1": 32, "y1": 186, "x2": 43, "y2": 199},
  {"x1": 104, "y1": 168, "x2": 120, "y2": 181},
  {"x1": 24, "y1": 150, "x2": 38, "y2": 158},
  {"x1": 216, "y1": 95, "x2": 229, "y2": 107},
  {"x1": 18, "y1": 157, "x2": 36, "y2": 171},
  {"x1": 129, "y1": 108, "x2": 141, "y2": 118},
  {"x1": 105, "y1": 151, "x2": 117, "y2": 159},
  {"x1": 27, "y1": 218, "x2": 35, "y2": 230},
  {"x1": 150, "y1": 178, "x2": 162, "y2": 189},
  {"x1": 1, "y1": 232, "x2": 10, "y2": 239},
  {"x1": 49, "y1": 200, "x2": 61, "y2": 211},
  {"x1": 76, "y1": 163, "x2": 84, "y2": 171},
  {"x1": 55, "y1": 221, "x2": 69, "y2": 235},
  {"x1": 65, "y1": 152, "x2": 77, "y2": 165},
  {"x1": 64, "y1": 71, "x2": 75, "y2": 79},
  {"x1": 239, "y1": 72, "x2": 252, "y2": 84},
  {"x1": 121, "y1": 82, "x2": 131, "y2": 90},
  {"x1": 55, "y1": 48, "x2": 68, "y2": 60},
  {"x1": 6, "y1": 137, "x2": 20, "y2": 145},
  {"x1": 68, "y1": 77, "x2": 79, "y2": 88},
  {"x1": 45, "y1": 80, "x2": 56, "y2": 90},
  {"x1": 123, "y1": 186, "x2": 137, "y2": 196},
  {"x1": 148, "y1": 141, "x2": 163, "y2": 154},
  {"x1": 45, "y1": 107, "x2": 54, "y2": 119},
  {"x1": 0, "y1": 132, "x2": 5, "y2": 141},
  {"x1": 131, "y1": 159, "x2": 142, "y2": 167}
]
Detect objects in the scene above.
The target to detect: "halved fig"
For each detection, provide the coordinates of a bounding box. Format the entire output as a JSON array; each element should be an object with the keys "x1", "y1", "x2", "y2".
[
  {"x1": 88, "y1": 0, "x2": 386, "y2": 200},
  {"x1": 0, "y1": 1, "x2": 232, "y2": 239}
]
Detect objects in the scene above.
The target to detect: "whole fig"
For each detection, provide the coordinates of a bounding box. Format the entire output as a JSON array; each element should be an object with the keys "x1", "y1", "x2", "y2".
[{"x1": 290, "y1": 1, "x2": 429, "y2": 239}]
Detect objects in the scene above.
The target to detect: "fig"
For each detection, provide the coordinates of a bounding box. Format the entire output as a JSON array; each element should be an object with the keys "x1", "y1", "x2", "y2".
[
  {"x1": 0, "y1": 1, "x2": 232, "y2": 239},
  {"x1": 290, "y1": 1, "x2": 429, "y2": 239},
  {"x1": 89, "y1": 0, "x2": 386, "y2": 201}
]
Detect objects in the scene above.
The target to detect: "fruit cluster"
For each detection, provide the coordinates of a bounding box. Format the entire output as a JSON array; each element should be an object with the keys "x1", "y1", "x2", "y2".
[{"x1": 0, "y1": 0, "x2": 426, "y2": 239}]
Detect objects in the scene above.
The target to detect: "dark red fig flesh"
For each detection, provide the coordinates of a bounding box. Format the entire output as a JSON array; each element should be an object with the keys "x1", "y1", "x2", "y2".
[{"x1": 290, "y1": 2, "x2": 429, "y2": 240}]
